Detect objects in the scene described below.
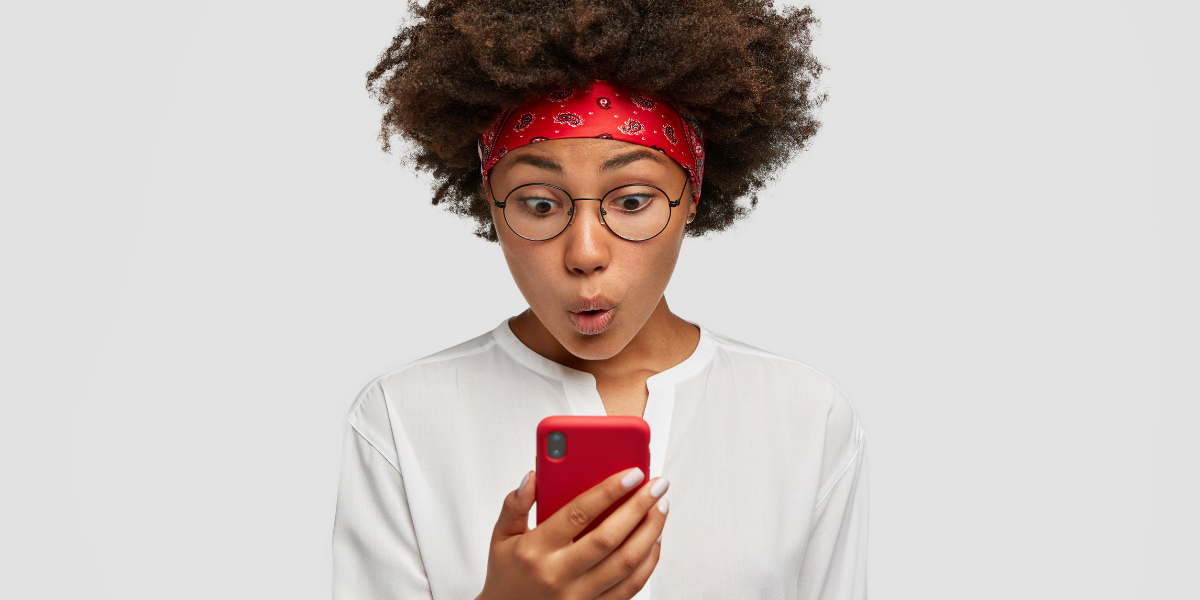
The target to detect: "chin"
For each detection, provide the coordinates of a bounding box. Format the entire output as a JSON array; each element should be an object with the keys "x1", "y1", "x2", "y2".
[{"x1": 558, "y1": 324, "x2": 634, "y2": 361}]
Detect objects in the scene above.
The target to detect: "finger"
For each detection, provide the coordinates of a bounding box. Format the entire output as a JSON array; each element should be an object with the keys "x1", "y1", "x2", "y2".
[
  {"x1": 594, "y1": 537, "x2": 661, "y2": 600},
  {"x1": 564, "y1": 476, "x2": 669, "y2": 574},
  {"x1": 492, "y1": 470, "x2": 536, "y2": 541},
  {"x1": 538, "y1": 467, "x2": 646, "y2": 548},
  {"x1": 577, "y1": 483, "x2": 668, "y2": 590}
]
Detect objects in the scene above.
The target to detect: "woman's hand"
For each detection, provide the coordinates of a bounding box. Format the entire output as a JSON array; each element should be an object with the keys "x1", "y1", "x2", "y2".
[{"x1": 476, "y1": 468, "x2": 670, "y2": 600}]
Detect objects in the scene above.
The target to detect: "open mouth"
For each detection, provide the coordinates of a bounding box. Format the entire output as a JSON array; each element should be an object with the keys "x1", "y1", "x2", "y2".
[{"x1": 569, "y1": 308, "x2": 615, "y2": 335}]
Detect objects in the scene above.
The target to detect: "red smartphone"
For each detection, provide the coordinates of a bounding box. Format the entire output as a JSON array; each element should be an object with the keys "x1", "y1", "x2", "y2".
[{"x1": 536, "y1": 415, "x2": 651, "y2": 541}]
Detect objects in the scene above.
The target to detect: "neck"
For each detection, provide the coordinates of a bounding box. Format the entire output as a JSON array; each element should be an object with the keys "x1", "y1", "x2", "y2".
[{"x1": 509, "y1": 297, "x2": 701, "y2": 416}]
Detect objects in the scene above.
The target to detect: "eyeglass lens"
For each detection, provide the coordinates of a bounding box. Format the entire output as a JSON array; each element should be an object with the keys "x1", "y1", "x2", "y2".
[{"x1": 503, "y1": 184, "x2": 674, "y2": 241}]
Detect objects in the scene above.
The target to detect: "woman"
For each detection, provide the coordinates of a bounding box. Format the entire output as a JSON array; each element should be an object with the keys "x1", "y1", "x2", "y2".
[{"x1": 333, "y1": 1, "x2": 867, "y2": 598}]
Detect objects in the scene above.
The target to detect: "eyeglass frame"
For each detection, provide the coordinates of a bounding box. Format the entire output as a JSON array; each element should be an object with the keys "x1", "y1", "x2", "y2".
[{"x1": 487, "y1": 176, "x2": 689, "y2": 242}]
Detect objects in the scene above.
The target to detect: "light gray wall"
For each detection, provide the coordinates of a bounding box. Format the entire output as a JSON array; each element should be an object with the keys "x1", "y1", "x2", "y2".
[{"x1": 1, "y1": 0, "x2": 1195, "y2": 597}]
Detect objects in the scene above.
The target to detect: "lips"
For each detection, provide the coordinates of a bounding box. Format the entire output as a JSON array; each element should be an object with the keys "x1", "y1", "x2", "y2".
[
  {"x1": 568, "y1": 297, "x2": 615, "y2": 335},
  {"x1": 569, "y1": 308, "x2": 615, "y2": 335}
]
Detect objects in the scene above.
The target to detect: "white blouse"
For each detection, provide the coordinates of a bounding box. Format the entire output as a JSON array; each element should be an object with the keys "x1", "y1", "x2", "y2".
[{"x1": 333, "y1": 319, "x2": 868, "y2": 599}]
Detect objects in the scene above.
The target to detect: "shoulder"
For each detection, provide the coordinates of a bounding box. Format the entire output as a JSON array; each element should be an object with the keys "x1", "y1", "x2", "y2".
[
  {"x1": 342, "y1": 328, "x2": 501, "y2": 470},
  {"x1": 704, "y1": 327, "x2": 866, "y2": 469},
  {"x1": 707, "y1": 329, "x2": 862, "y2": 424},
  {"x1": 347, "y1": 328, "x2": 499, "y2": 414}
]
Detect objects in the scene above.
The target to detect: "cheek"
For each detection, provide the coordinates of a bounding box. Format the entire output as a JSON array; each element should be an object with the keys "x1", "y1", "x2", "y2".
[
  {"x1": 498, "y1": 240, "x2": 560, "y2": 298},
  {"x1": 620, "y1": 239, "x2": 683, "y2": 295}
]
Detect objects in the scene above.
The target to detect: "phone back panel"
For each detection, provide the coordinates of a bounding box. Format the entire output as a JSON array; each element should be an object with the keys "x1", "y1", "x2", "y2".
[{"x1": 535, "y1": 415, "x2": 651, "y2": 540}]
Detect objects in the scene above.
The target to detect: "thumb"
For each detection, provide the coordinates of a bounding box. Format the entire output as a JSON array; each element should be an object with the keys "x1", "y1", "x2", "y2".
[{"x1": 493, "y1": 470, "x2": 536, "y2": 540}]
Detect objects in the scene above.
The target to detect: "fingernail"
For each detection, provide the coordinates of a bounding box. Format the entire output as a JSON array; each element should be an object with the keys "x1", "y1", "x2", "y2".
[
  {"x1": 649, "y1": 477, "x2": 670, "y2": 498},
  {"x1": 656, "y1": 533, "x2": 662, "y2": 544},
  {"x1": 657, "y1": 497, "x2": 670, "y2": 515},
  {"x1": 621, "y1": 468, "x2": 645, "y2": 488},
  {"x1": 517, "y1": 471, "x2": 530, "y2": 493}
]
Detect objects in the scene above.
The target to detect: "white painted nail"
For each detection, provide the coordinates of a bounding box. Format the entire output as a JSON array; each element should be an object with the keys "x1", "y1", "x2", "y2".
[
  {"x1": 649, "y1": 477, "x2": 670, "y2": 498},
  {"x1": 517, "y1": 471, "x2": 530, "y2": 493},
  {"x1": 656, "y1": 533, "x2": 662, "y2": 544},
  {"x1": 657, "y1": 497, "x2": 670, "y2": 515},
  {"x1": 621, "y1": 468, "x2": 645, "y2": 488}
]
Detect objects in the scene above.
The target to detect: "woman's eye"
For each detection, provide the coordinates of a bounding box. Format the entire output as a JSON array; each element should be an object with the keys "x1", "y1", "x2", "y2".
[
  {"x1": 520, "y1": 197, "x2": 559, "y2": 214},
  {"x1": 613, "y1": 195, "x2": 652, "y2": 212}
]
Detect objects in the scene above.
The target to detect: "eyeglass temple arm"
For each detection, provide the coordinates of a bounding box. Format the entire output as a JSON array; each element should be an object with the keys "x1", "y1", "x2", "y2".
[
  {"x1": 672, "y1": 176, "x2": 689, "y2": 207},
  {"x1": 485, "y1": 178, "x2": 506, "y2": 208}
]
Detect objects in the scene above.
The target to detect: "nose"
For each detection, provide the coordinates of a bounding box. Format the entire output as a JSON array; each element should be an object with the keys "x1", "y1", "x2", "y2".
[{"x1": 563, "y1": 199, "x2": 611, "y2": 275}]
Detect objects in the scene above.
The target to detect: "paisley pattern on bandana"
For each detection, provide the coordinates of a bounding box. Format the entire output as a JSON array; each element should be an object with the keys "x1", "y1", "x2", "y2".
[
  {"x1": 477, "y1": 107, "x2": 512, "y2": 164},
  {"x1": 478, "y1": 81, "x2": 705, "y2": 204},
  {"x1": 618, "y1": 119, "x2": 645, "y2": 136},
  {"x1": 682, "y1": 113, "x2": 705, "y2": 156},
  {"x1": 662, "y1": 124, "x2": 677, "y2": 145},
  {"x1": 630, "y1": 93, "x2": 656, "y2": 110},
  {"x1": 553, "y1": 112, "x2": 583, "y2": 128},
  {"x1": 678, "y1": 109, "x2": 706, "y2": 189},
  {"x1": 513, "y1": 113, "x2": 534, "y2": 132}
]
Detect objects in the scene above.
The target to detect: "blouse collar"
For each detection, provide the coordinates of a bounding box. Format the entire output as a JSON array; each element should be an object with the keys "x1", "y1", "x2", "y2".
[{"x1": 491, "y1": 317, "x2": 715, "y2": 390}]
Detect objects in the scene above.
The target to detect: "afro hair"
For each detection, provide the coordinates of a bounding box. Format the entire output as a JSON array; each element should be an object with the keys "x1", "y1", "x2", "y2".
[{"x1": 366, "y1": 0, "x2": 827, "y2": 241}]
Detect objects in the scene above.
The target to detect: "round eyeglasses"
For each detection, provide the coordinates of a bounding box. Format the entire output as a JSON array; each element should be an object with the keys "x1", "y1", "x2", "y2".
[{"x1": 491, "y1": 181, "x2": 686, "y2": 242}]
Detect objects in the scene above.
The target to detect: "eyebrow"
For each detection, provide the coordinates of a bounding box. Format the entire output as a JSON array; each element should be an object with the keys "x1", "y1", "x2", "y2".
[
  {"x1": 599, "y1": 149, "x2": 666, "y2": 172},
  {"x1": 503, "y1": 154, "x2": 565, "y2": 174},
  {"x1": 502, "y1": 149, "x2": 666, "y2": 174}
]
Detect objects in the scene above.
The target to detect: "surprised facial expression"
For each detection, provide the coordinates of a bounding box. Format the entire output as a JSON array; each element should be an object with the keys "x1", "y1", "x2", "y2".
[{"x1": 488, "y1": 138, "x2": 696, "y2": 361}]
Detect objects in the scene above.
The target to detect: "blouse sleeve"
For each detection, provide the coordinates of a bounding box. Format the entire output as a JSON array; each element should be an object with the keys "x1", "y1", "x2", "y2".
[
  {"x1": 333, "y1": 387, "x2": 433, "y2": 599},
  {"x1": 795, "y1": 388, "x2": 870, "y2": 599}
]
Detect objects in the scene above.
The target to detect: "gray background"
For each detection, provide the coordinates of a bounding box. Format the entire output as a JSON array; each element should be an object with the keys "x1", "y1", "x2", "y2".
[{"x1": 2, "y1": 0, "x2": 1196, "y2": 597}]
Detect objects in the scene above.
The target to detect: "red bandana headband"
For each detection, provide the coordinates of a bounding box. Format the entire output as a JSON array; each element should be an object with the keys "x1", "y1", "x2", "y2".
[{"x1": 478, "y1": 81, "x2": 706, "y2": 204}]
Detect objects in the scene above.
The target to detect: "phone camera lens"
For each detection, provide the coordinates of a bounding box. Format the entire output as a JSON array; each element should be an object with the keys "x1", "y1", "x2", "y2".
[{"x1": 547, "y1": 430, "x2": 566, "y2": 459}]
